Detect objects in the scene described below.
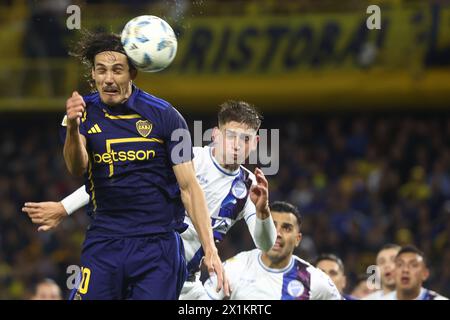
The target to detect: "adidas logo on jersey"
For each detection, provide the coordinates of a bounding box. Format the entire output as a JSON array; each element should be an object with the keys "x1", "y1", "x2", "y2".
[{"x1": 88, "y1": 124, "x2": 102, "y2": 134}]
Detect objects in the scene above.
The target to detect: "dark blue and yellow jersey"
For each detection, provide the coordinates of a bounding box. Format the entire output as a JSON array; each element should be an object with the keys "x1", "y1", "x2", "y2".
[{"x1": 62, "y1": 85, "x2": 192, "y2": 237}]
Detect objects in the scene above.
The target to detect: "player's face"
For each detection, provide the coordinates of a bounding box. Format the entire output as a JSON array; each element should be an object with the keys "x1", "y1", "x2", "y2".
[
  {"x1": 213, "y1": 121, "x2": 258, "y2": 168},
  {"x1": 351, "y1": 280, "x2": 376, "y2": 299},
  {"x1": 376, "y1": 248, "x2": 399, "y2": 289},
  {"x1": 316, "y1": 260, "x2": 346, "y2": 294},
  {"x1": 394, "y1": 253, "x2": 429, "y2": 293},
  {"x1": 32, "y1": 283, "x2": 62, "y2": 300},
  {"x1": 92, "y1": 51, "x2": 136, "y2": 106},
  {"x1": 266, "y1": 212, "x2": 301, "y2": 263}
]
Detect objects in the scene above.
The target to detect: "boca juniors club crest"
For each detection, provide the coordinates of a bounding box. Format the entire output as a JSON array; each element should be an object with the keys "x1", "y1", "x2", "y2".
[{"x1": 136, "y1": 120, "x2": 152, "y2": 137}]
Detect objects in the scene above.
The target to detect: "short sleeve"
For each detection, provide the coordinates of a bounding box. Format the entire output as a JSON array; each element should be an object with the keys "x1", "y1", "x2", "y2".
[
  {"x1": 164, "y1": 106, "x2": 193, "y2": 166},
  {"x1": 311, "y1": 269, "x2": 342, "y2": 300},
  {"x1": 59, "y1": 111, "x2": 88, "y2": 145}
]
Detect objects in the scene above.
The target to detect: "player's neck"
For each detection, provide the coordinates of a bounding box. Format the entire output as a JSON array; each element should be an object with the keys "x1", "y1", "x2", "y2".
[
  {"x1": 382, "y1": 284, "x2": 395, "y2": 295},
  {"x1": 260, "y1": 253, "x2": 292, "y2": 270},
  {"x1": 397, "y1": 287, "x2": 421, "y2": 300}
]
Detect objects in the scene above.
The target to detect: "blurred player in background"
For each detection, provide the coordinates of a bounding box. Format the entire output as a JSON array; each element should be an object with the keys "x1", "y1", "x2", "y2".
[
  {"x1": 30, "y1": 278, "x2": 62, "y2": 300},
  {"x1": 23, "y1": 100, "x2": 277, "y2": 300},
  {"x1": 315, "y1": 253, "x2": 356, "y2": 300},
  {"x1": 27, "y1": 31, "x2": 225, "y2": 300},
  {"x1": 350, "y1": 274, "x2": 377, "y2": 299},
  {"x1": 364, "y1": 243, "x2": 401, "y2": 300},
  {"x1": 385, "y1": 245, "x2": 448, "y2": 300},
  {"x1": 202, "y1": 201, "x2": 341, "y2": 300}
]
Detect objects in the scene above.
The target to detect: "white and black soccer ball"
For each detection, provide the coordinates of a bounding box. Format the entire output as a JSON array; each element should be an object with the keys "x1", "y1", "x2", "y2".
[{"x1": 121, "y1": 15, "x2": 177, "y2": 72}]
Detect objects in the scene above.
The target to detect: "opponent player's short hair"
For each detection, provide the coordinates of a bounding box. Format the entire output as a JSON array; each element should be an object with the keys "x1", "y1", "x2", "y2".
[
  {"x1": 218, "y1": 100, "x2": 262, "y2": 131},
  {"x1": 396, "y1": 245, "x2": 427, "y2": 266},
  {"x1": 70, "y1": 30, "x2": 137, "y2": 72},
  {"x1": 32, "y1": 278, "x2": 62, "y2": 296},
  {"x1": 269, "y1": 201, "x2": 301, "y2": 230},
  {"x1": 314, "y1": 254, "x2": 345, "y2": 273},
  {"x1": 379, "y1": 243, "x2": 401, "y2": 252}
]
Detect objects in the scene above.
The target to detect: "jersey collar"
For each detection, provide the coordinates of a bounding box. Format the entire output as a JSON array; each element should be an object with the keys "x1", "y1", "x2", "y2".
[{"x1": 258, "y1": 251, "x2": 295, "y2": 274}]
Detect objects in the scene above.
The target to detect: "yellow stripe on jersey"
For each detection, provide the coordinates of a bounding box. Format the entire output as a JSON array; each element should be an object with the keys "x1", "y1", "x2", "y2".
[
  {"x1": 94, "y1": 124, "x2": 102, "y2": 133},
  {"x1": 104, "y1": 112, "x2": 142, "y2": 120},
  {"x1": 87, "y1": 156, "x2": 97, "y2": 212},
  {"x1": 87, "y1": 124, "x2": 101, "y2": 134},
  {"x1": 81, "y1": 110, "x2": 87, "y2": 123},
  {"x1": 105, "y1": 137, "x2": 164, "y2": 177}
]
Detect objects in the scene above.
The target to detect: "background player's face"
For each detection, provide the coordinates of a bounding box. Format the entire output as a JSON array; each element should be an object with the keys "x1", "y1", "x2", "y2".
[
  {"x1": 31, "y1": 283, "x2": 62, "y2": 300},
  {"x1": 316, "y1": 260, "x2": 346, "y2": 294},
  {"x1": 213, "y1": 121, "x2": 258, "y2": 168},
  {"x1": 376, "y1": 248, "x2": 399, "y2": 289},
  {"x1": 394, "y1": 253, "x2": 429, "y2": 293},
  {"x1": 265, "y1": 211, "x2": 302, "y2": 263},
  {"x1": 92, "y1": 51, "x2": 136, "y2": 106},
  {"x1": 351, "y1": 280, "x2": 376, "y2": 299}
]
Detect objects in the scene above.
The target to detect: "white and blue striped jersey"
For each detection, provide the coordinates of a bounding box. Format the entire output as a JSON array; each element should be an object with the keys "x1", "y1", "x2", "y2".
[
  {"x1": 385, "y1": 288, "x2": 448, "y2": 300},
  {"x1": 183, "y1": 146, "x2": 261, "y2": 271},
  {"x1": 202, "y1": 249, "x2": 342, "y2": 300}
]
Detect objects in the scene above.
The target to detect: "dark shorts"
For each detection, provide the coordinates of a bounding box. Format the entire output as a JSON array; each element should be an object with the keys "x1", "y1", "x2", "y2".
[{"x1": 69, "y1": 231, "x2": 187, "y2": 300}]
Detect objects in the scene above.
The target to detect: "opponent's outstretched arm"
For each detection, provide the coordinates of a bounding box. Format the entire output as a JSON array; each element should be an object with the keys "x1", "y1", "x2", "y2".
[{"x1": 22, "y1": 186, "x2": 89, "y2": 231}]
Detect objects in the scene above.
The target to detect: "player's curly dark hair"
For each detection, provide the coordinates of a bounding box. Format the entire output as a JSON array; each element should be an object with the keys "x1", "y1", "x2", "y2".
[
  {"x1": 218, "y1": 100, "x2": 263, "y2": 131},
  {"x1": 69, "y1": 30, "x2": 136, "y2": 88}
]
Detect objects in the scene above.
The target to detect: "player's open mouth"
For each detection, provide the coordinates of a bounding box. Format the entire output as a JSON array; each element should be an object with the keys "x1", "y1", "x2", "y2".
[
  {"x1": 384, "y1": 271, "x2": 392, "y2": 278},
  {"x1": 103, "y1": 88, "x2": 119, "y2": 95},
  {"x1": 273, "y1": 241, "x2": 283, "y2": 250},
  {"x1": 400, "y1": 276, "x2": 410, "y2": 284}
]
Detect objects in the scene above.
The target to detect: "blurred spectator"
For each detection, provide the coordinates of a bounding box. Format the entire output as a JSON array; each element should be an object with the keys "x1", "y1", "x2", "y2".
[
  {"x1": 386, "y1": 245, "x2": 448, "y2": 300},
  {"x1": 351, "y1": 274, "x2": 377, "y2": 299},
  {"x1": 30, "y1": 278, "x2": 62, "y2": 300},
  {"x1": 364, "y1": 244, "x2": 401, "y2": 300},
  {"x1": 315, "y1": 253, "x2": 354, "y2": 300}
]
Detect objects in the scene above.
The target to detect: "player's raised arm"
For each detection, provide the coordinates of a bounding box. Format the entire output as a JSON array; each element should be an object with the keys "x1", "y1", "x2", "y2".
[
  {"x1": 63, "y1": 91, "x2": 88, "y2": 176},
  {"x1": 247, "y1": 168, "x2": 277, "y2": 251},
  {"x1": 172, "y1": 161, "x2": 230, "y2": 297}
]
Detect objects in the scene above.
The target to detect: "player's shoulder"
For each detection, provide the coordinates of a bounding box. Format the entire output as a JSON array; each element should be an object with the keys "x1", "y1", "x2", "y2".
[
  {"x1": 81, "y1": 92, "x2": 101, "y2": 116},
  {"x1": 292, "y1": 255, "x2": 315, "y2": 270},
  {"x1": 423, "y1": 288, "x2": 449, "y2": 300},
  {"x1": 135, "y1": 87, "x2": 173, "y2": 111},
  {"x1": 82, "y1": 91, "x2": 99, "y2": 104},
  {"x1": 225, "y1": 249, "x2": 258, "y2": 267},
  {"x1": 193, "y1": 145, "x2": 209, "y2": 158},
  {"x1": 294, "y1": 256, "x2": 340, "y2": 293}
]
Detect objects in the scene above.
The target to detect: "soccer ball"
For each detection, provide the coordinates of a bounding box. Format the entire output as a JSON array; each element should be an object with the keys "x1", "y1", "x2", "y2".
[{"x1": 121, "y1": 15, "x2": 177, "y2": 72}]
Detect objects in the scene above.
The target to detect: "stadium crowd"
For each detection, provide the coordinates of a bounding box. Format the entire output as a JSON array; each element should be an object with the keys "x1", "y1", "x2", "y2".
[{"x1": 0, "y1": 112, "x2": 449, "y2": 299}]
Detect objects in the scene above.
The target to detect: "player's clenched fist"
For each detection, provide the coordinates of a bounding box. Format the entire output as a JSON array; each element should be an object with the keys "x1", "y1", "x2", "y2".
[{"x1": 66, "y1": 91, "x2": 86, "y2": 128}]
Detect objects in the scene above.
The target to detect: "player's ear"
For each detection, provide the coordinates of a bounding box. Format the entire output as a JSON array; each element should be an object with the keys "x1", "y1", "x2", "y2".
[
  {"x1": 250, "y1": 134, "x2": 259, "y2": 152},
  {"x1": 422, "y1": 267, "x2": 430, "y2": 281},
  {"x1": 91, "y1": 67, "x2": 95, "y2": 80},
  {"x1": 212, "y1": 126, "x2": 220, "y2": 142},
  {"x1": 295, "y1": 232, "x2": 302, "y2": 247}
]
